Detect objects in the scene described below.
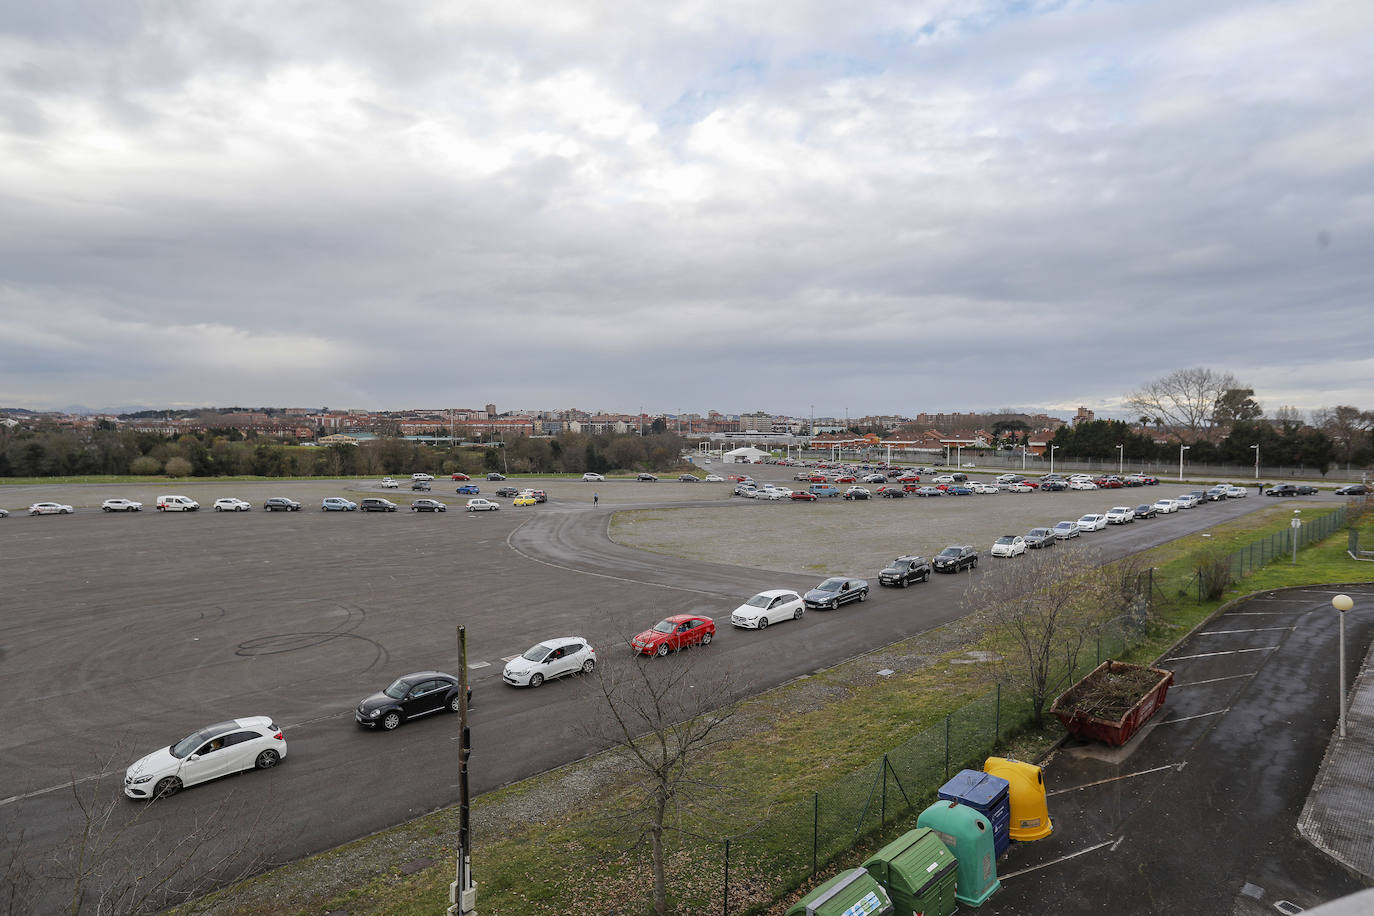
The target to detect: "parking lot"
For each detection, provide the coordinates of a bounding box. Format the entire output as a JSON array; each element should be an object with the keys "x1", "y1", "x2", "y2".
[{"x1": 0, "y1": 470, "x2": 1322, "y2": 911}]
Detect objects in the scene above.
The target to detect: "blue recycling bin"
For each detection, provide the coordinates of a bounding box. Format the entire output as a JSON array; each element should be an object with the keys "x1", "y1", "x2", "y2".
[{"x1": 939, "y1": 769, "x2": 1011, "y2": 858}]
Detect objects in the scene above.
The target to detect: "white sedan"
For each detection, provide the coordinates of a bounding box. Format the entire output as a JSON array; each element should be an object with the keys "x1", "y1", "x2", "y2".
[
  {"x1": 731, "y1": 590, "x2": 805, "y2": 629},
  {"x1": 1153, "y1": 499, "x2": 1180, "y2": 514},
  {"x1": 991, "y1": 535, "x2": 1027, "y2": 557},
  {"x1": 703, "y1": 474, "x2": 725, "y2": 482},
  {"x1": 123, "y1": 716, "x2": 286, "y2": 800},
  {"x1": 29, "y1": 502, "x2": 74, "y2": 515},
  {"x1": 465, "y1": 498, "x2": 500, "y2": 511},
  {"x1": 581, "y1": 473, "x2": 606, "y2": 482},
  {"x1": 1069, "y1": 480, "x2": 1098, "y2": 490},
  {"x1": 380, "y1": 478, "x2": 399, "y2": 488},
  {"x1": 213, "y1": 498, "x2": 252, "y2": 512},
  {"x1": 101, "y1": 498, "x2": 143, "y2": 512},
  {"x1": 1077, "y1": 514, "x2": 1108, "y2": 531}
]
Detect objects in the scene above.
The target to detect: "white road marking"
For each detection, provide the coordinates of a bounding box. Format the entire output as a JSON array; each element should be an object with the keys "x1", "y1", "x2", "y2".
[
  {"x1": 1166, "y1": 646, "x2": 1278, "y2": 661},
  {"x1": 1048, "y1": 763, "x2": 1183, "y2": 797},
  {"x1": 1175, "y1": 672, "x2": 1257, "y2": 687},
  {"x1": 1000, "y1": 838, "x2": 1118, "y2": 879},
  {"x1": 1161, "y1": 708, "x2": 1229, "y2": 724},
  {"x1": 468, "y1": 661, "x2": 490, "y2": 669},
  {"x1": 1198, "y1": 627, "x2": 1294, "y2": 635}
]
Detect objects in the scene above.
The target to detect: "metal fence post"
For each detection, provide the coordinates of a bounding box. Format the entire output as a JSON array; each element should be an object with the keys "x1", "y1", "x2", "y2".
[
  {"x1": 944, "y1": 715, "x2": 951, "y2": 778},
  {"x1": 723, "y1": 839, "x2": 729, "y2": 916},
  {"x1": 995, "y1": 682, "x2": 1001, "y2": 743},
  {"x1": 1096, "y1": 630, "x2": 1101, "y2": 664},
  {"x1": 812, "y1": 792, "x2": 819, "y2": 875},
  {"x1": 881, "y1": 754, "x2": 888, "y2": 826}
]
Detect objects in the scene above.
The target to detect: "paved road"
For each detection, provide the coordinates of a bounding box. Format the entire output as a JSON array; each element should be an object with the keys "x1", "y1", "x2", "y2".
[
  {"x1": 0, "y1": 478, "x2": 1298, "y2": 911},
  {"x1": 983, "y1": 585, "x2": 1374, "y2": 914}
]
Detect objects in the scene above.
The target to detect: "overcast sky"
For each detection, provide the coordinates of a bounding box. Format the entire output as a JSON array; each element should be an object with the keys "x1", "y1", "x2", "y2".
[{"x1": 2, "y1": 1, "x2": 1371, "y2": 419}]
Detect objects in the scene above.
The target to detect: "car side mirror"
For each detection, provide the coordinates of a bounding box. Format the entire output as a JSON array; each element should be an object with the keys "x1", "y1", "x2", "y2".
[{"x1": 189, "y1": 754, "x2": 200, "y2": 761}]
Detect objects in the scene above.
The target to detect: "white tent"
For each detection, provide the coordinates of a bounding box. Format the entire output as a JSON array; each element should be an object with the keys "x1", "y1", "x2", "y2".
[{"x1": 722, "y1": 446, "x2": 770, "y2": 464}]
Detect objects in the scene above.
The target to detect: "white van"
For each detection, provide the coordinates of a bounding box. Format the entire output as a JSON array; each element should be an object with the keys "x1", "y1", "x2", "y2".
[{"x1": 156, "y1": 495, "x2": 200, "y2": 511}]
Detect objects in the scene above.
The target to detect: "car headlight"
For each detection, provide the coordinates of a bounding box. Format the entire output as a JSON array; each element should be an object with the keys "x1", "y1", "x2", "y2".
[
  {"x1": 130, "y1": 774, "x2": 152, "y2": 784},
  {"x1": 369, "y1": 709, "x2": 381, "y2": 718}
]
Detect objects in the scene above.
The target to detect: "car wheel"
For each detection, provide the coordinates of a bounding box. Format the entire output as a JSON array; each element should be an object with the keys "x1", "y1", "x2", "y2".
[
  {"x1": 971, "y1": 558, "x2": 979, "y2": 569},
  {"x1": 448, "y1": 694, "x2": 463, "y2": 713},
  {"x1": 656, "y1": 643, "x2": 670, "y2": 657},
  {"x1": 701, "y1": 632, "x2": 713, "y2": 646},
  {"x1": 859, "y1": 589, "x2": 868, "y2": 602},
  {"x1": 923, "y1": 571, "x2": 931, "y2": 582},
  {"x1": 830, "y1": 601, "x2": 839, "y2": 610},
  {"x1": 758, "y1": 616, "x2": 770, "y2": 629},
  {"x1": 63, "y1": 507, "x2": 73, "y2": 513},
  {"x1": 255, "y1": 749, "x2": 280, "y2": 769},
  {"x1": 793, "y1": 606, "x2": 803, "y2": 620},
  {"x1": 381, "y1": 712, "x2": 403, "y2": 730},
  {"x1": 153, "y1": 776, "x2": 181, "y2": 799},
  {"x1": 215, "y1": 506, "x2": 222, "y2": 511},
  {"x1": 103, "y1": 506, "x2": 111, "y2": 512},
  {"x1": 582, "y1": 659, "x2": 596, "y2": 674},
  {"x1": 529, "y1": 673, "x2": 544, "y2": 688}
]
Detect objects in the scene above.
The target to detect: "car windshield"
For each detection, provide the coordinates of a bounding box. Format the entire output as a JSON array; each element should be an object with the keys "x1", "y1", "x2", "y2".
[
  {"x1": 995, "y1": 536, "x2": 1015, "y2": 545},
  {"x1": 815, "y1": 579, "x2": 843, "y2": 592},
  {"x1": 171, "y1": 721, "x2": 234, "y2": 759},
  {"x1": 1056, "y1": 523, "x2": 1072, "y2": 529},
  {"x1": 938, "y1": 547, "x2": 961, "y2": 557},
  {"x1": 522, "y1": 644, "x2": 552, "y2": 662},
  {"x1": 384, "y1": 678, "x2": 411, "y2": 699},
  {"x1": 1079, "y1": 516, "x2": 1095, "y2": 522},
  {"x1": 1030, "y1": 529, "x2": 1050, "y2": 536},
  {"x1": 745, "y1": 594, "x2": 773, "y2": 608},
  {"x1": 652, "y1": 620, "x2": 674, "y2": 634}
]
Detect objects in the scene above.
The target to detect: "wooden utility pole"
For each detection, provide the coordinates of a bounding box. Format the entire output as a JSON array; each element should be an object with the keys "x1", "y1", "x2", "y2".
[{"x1": 447, "y1": 626, "x2": 476, "y2": 915}]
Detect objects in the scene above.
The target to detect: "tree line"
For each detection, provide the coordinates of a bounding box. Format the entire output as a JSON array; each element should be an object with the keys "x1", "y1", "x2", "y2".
[{"x1": 0, "y1": 425, "x2": 692, "y2": 478}]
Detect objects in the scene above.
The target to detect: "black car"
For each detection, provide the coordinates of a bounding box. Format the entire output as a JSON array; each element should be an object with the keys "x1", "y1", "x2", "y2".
[
  {"x1": 411, "y1": 480, "x2": 431, "y2": 491},
  {"x1": 1024, "y1": 527, "x2": 1057, "y2": 548},
  {"x1": 932, "y1": 545, "x2": 979, "y2": 573},
  {"x1": 879, "y1": 556, "x2": 930, "y2": 588},
  {"x1": 678, "y1": 474, "x2": 699, "y2": 482},
  {"x1": 803, "y1": 577, "x2": 870, "y2": 609},
  {"x1": 359, "y1": 497, "x2": 399, "y2": 512},
  {"x1": 355, "y1": 671, "x2": 470, "y2": 731},
  {"x1": 1336, "y1": 484, "x2": 1369, "y2": 496},
  {"x1": 1267, "y1": 484, "x2": 1299, "y2": 497},
  {"x1": 495, "y1": 486, "x2": 520, "y2": 498},
  {"x1": 410, "y1": 499, "x2": 447, "y2": 512},
  {"x1": 878, "y1": 487, "x2": 907, "y2": 498},
  {"x1": 637, "y1": 473, "x2": 658, "y2": 482},
  {"x1": 1296, "y1": 485, "x2": 1319, "y2": 495},
  {"x1": 263, "y1": 497, "x2": 302, "y2": 512},
  {"x1": 1134, "y1": 503, "x2": 1159, "y2": 519},
  {"x1": 487, "y1": 473, "x2": 507, "y2": 481},
  {"x1": 1039, "y1": 480, "x2": 1068, "y2": 492},
  {"x1": 1188, "y1": 490, "x2": 1211, "y2": 505}
]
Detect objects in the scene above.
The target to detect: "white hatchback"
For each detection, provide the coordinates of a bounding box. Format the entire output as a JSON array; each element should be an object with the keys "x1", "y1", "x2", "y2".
[
  {"x1": 731, "y1": 589, "x2": 805, "y2": 629},
  {"x1": 213, "y1": 498, "x2": 252, "y2": 512},
  {"x1": 502, "y1": 638, "x2": 595, "y2": 687},
  {"x1": 124, "y1": 716, "x2": 286, "y2": 800},
  {"x1": 101, "y1": 498, "x2": 143, "y2": 512},
  {"x1": 1077, "y1": 513, "x2": 1108, "y2": 531},
  {"x1": 1153, "y1": 499, "x2": 1179, "y2": 514},
  {"x1": 991, "y1": 535, "x2": 1027, "y2": 557},
  {"x1": 380, "y1": 478, "x2": 399, "y2": 488},
  {"x1": 466, "y1": 498, "x2": 500, "y2": 512},
  {"x1": 1105, "y1": 507, "x2": 1136, "y2": 524}
]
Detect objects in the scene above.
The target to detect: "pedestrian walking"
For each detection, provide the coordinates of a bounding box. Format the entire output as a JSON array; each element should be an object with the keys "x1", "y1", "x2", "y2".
[{"x1": 593, "y1": 492, "x2": 599, "y2": 505}]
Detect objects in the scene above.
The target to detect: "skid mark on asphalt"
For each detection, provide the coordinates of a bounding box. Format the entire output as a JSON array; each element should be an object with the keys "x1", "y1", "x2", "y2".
[{"x1": 504, "y1": 523, "x2": 725, "y2": 597}]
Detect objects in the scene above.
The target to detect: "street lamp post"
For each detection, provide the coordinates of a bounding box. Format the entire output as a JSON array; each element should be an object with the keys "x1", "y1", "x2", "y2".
[
  {"x1": 1251, "y1": 444, "x2": 1260, "y2": 479},
  {"x1": 1178, "y1": 444, "x2": 1190, "y2": 482},
  {"x1": 1333, "y1": 594, "x2": 1353, "y2": 738},
  {"x1": 1049, "y1": 444, "x2": 1059, "y2": 475},
  {"x1": 1116, "y1": 444, "x2": 1124, "y2": 476},
  {"x1": 956, "y1": 444, "x2": 962, "y2": 468},
  {"x1": 1020, "y1": 446, "x2": 1027, "y2": 471}
]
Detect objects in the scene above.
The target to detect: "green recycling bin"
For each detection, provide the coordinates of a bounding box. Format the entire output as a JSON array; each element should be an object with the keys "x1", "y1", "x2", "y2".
[
  {"x1": 862, "y1": 827, "x2": 958, "y2": 916},
  {"x1": 916, "y1": 800, "x2": 1001, "y2": 907},
  {"x1": 785, "y1": 867, "x2": 894, "y2": 916}
]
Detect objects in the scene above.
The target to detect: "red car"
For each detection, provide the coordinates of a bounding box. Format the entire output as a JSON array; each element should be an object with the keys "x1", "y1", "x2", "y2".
[
  {"x1": 836, "y1": 475, "x2": 857, "y2": 483},
  {"x1": 451, "y1": 473, "x2": 471, "y2": 481},
  {"x1": 790, "y1": 491, "x2": 818, "y2": 501},
  {"x1": 808, "y1": 475, "x2": 827, "y2": 483},
  {"x1": 630, "y1": 615, "x2": 716, "y2": 656},
  {"x1": 896, "y1": 474, "x2": 921, "y2": 482}
]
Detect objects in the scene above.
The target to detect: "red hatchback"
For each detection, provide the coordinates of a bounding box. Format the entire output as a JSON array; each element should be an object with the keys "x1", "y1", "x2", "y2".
[
  {"x1": 790, "y1": 491, "x2": 818, "y2": 501},
  {"x1": 836, "y1": 475, "x2": 857, "y2": 483},
  {"x1": 630, "y1": 615, "x2": 716, "y2": 656},
  {"x1": 451, "y1": 473, "x2": 471, "y2": 481}
]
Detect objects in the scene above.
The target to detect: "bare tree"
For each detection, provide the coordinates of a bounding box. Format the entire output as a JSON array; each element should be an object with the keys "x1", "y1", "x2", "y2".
[
  {"x1": 579, "y1": 648, "x2": 740, "y2": 916},
  {"x1": 969, "y1": 547, "x2": 1121, "y2": 727},
  {"x1": 1313, "y1": 405, "x2": 1374, "y2": 466},
  {"x1": 1125, "y1": 367, "x2": 1241, "y2": 443}
]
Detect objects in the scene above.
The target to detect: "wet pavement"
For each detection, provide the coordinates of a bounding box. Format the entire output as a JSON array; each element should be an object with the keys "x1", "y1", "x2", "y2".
[{"x1": 981, "y1": 584, "x2": 1374, "y2": 914}]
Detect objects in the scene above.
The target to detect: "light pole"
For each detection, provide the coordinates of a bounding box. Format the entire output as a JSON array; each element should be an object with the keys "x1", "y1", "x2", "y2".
[
  {"x1": 1178, "y1": 444, "x2": 1190, "y2": 481},
  {"x1": 1291, "y1": 509, "x2": 1301, "y2": 564},
  {"x1": 1049, "y1": 444, "x2": 1059, "y2": 475},
  {"x1": 1116, "y1": 443, "x2": 1124, "y2": 476},
  {"x1": 1251, "y1": 444, "x2": 1260, "y2": 479},
  {"x1": 1020, "y1": 446, "x2": 1027, "y2": 471},
  {"x1": 956, "y1": 444, "x2": 963, "y2": 468},
  {"x1": 1333, "y1": 594, "x2": 1353, "y2": 738}
]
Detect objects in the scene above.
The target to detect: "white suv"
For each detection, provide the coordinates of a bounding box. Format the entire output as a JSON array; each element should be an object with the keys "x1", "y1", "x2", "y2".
[
  {"x1": 1105, "y1": 507, "x2": 1136, "y2": 524},
  {"x1": 156, "y1": 495, "x2": 199, "y2": 511}
]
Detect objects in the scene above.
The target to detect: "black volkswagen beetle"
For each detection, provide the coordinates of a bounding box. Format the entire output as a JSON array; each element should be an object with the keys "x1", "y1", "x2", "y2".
[{"x1": 355, "y1": 671, "x2": 471, "y2": 731}]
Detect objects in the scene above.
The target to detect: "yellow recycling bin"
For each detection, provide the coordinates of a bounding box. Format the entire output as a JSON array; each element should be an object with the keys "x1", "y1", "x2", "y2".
[{"x1": 984, "y1": 756, "x2": 1052, "y2": 841}]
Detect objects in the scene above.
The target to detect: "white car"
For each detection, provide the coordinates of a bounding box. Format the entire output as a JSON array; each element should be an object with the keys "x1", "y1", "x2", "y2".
[
  {"x1": 101, "y1": 498, "x2": 143, "y2": 512},
  {"x1": 123, "y1": 716, "x2": 286, "y2": 800},
  {"x1": 1225, "y1": 485, "x2": 1249, "y2": 498},
  {"x1": 1007, "y1": 483, "x2": 1033, "y2": 493},
  {"x1": 703, "y1": 474, "x2": 725, "y2": 482},
  {"x1": 28, "y1": 502, "x2": 74, "y2": 515},
  {"x1": 1068, "y1": 480, "x2": 1098, "y2": 491},
  {"x1": 757, "y1": 486, "x2": 791, "y2": 500},
  {"x1": 502, "y1": 637, "x2": 595, "y2": 687},
  {"x1": 411, "y1": 473, "x2": 434, "y2": 481},
  {"x1": 731, "y1": 589, "x2": 805, "y2": 629},
  {"x1": 991, "y1": 535, "x2": 1027, "y2": 557},
  {"x1": 1153, "y1": 499, "x2": 1179, "y2": 514},
  {"x1": 213, "y1": 498, "x2": 252, "y2": 512},
  {"x1": 1053, "y1": 520, "x2": 1081, "y2": 539},
  {"x1": 466, "y1": 498, "x2": 500, "y2": 511},
  {"x1": 1174, "y1": 493, "x2": 1201, "y2": 508},
  {"x1": 581, "y1": 473, "x2": 606, "y2": 482},
  {"x1": 995, "y1": 474, "x2": 1023, "y2": 484},
  {"x1": 380, "y1": 478, "x2": 399, "y2": 489},
  {"x1": 322, "y1": 497, "x2": 358, "y2": 511},
  {"x1": 1077, "y1": 513, "x2": 1108, "y2": 531},
  {"x1": 156, "y1": 495, "x2": 199, "y2": 511},
  {"x1": 932, "y1": 474, "x2": 957, "y2": 484},
  {"x1": 970, "y1": 483, "x2": 999, "y2": 494},
  {"x1": 1105, "y1": 507, "x2": 1136, "y2": 525}
]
